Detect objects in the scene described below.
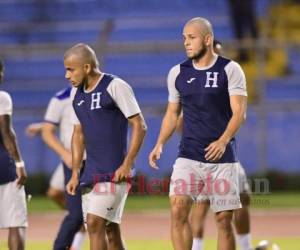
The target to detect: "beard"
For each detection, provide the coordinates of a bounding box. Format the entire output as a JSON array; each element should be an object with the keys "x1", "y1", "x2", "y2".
[
  {"x1": 79, "y1": 75, "x2": 88, "y2": 88},
  {"x1": 189, "y1": 46, "x2": 207, "y2": 61}
]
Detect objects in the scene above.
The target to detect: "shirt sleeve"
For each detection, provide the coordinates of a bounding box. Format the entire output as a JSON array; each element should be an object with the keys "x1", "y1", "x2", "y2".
[
  {"x1": 44, "y1": 97, "x2": 63, "y2": 125},
  {"x1": 0, "y1": 91, "x2": 13, "y2": 115},
  {"x1": 70, "y1": 87, "x2": 80, "y2": 125},
  {"x1": 107, "y1": 78, "x2": 141, "y2": 118},
  {"x1": 167, "y1": 64, "x2": 180, "y2": 103},
  {"x1": 225, "y1": 61, "x2": 247, "y2": 96}
]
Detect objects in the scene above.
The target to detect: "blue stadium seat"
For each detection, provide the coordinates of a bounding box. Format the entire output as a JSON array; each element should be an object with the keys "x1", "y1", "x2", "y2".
[
  {"x1": 103, "y1": 52, "x2": 185, "y2": 80},
  {"x1": 4, "y1": 57, "x2": 64, "y2": 80},
  {"x1": 287, "y1": 48, "x2": 300, "y2": 75},
  {"x1": 265, "y1": 76, "x2": 300, "y2": 100}
]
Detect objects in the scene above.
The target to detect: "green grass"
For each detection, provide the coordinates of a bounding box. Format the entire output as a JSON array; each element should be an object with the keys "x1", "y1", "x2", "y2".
[
  {"x1": 1, "y1": 238, "x2": 299, "y2": 250},
  {"x1": 250, "y1": 193, "x2": 300, "y2": 208},
  {"x1": 27, "y1": 196, "x2": 61, "y2": 213},
  {"x1": 27, "y1": 192, "x2": 300, "y2": 212},
  {"x1": 126, "y1": 192, "x2": 300, "y2": 211}
]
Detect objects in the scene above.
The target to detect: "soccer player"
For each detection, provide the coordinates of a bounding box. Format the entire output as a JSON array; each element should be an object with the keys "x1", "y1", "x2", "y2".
[
  {"x1": 0, "y1": 59, "x2": 28, "y2": 250},
  {"x1": 176, "y1": 40, "x2": 253, "y2": 250},
  {"x1": 149, "y1": 17, "x2": 247, "y2": 250},
  {"x1": 65, "y1": 43, "x2": 146, "y2": 250}
]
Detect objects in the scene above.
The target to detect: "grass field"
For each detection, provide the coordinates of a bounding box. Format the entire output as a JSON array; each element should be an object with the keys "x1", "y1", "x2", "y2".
[
  {"x1": 1, "y1": 238, "x2": 300, "y2": 250},
  {"x1": 27, "y1": 192, "x2": 300, "y2": 212}
]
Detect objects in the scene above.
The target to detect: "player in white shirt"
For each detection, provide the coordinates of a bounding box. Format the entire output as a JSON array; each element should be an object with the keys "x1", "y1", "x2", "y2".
[{"x1": 0, "y1": 60, "x2": 28, "y2": 250}]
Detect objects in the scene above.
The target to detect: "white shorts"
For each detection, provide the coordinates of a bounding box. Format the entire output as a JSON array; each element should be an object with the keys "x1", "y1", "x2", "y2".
[
  {"x1": 0, "y1": 181, "x2": 28, "y2": 228},
  {"x1": 238, "y1": 163, "x2": 251, "y2": 194},
  {"x1": 169, "y1": 157, "x2": 242, "y2": 213},
  {"x1": 49, "y1": 163, "x2": 65, "y2": 191},
  {"x1": 82, "y1": 182, "x2": 130, "y2": 225}
]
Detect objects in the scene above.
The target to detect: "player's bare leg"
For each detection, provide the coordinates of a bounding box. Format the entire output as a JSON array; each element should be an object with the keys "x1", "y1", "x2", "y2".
[
  {"x1": 170, "y1": 195, "x2": 193, "y2": 250},
  {"x1": 86, "y1": 214, "x2": 107, "y2": 250},
  {"x1": 234, "y1": 192, "x2": 250, "y2": 234},
  {"x1": 8, "y1": 227, "x2": 26, "y2": 250},
  {"x1": 47, "y1": 187, "x2": 65, "y2": 209},
  {"x1": 215, "y1": 210, "x2": 235, "y2": 250},
  {"x1": 106, "y1": 222, "x2": 126, "y2": 250},
  {"x1": 190, "y1": 200, "x2": 210, "y2": 238},
  {"x1": 190, "y1": 200, "x2": 210, "y2": 249},
  {"x1": 234, "y1": 193, "x2": 250, "y2": 234},
  {"x1": 234, "y1": 192, "x2": 252, "y2": 250}
]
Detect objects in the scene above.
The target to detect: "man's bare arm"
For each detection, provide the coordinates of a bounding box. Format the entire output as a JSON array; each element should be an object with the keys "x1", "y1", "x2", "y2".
[
  {"x1": 149, "y1": 102, "x2": 181, "y2": 168},
  {"x1": 113, "y1": 113, "x2": 147, "y2": 182},
  {"x1": 66, "y1": 124, "x2": 85, "y2": 195},
  {"x1": 205, "y1": 95, "x2": 247, "y2": 161},
  {"x1": 220, "y1": 95, "x2": 247, "y2": 143},
  {"x1": 71, "y1": 124, "x2": 85, "y2": 174}
]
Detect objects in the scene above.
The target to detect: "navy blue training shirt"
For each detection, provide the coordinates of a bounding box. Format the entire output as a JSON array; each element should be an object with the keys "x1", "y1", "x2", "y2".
[
  {"x1": 168, "y1": 55, "x2": 247, "y2": 163},
  {"x1": 71, "y1": 74, "x2": 141, "y2": 187}
]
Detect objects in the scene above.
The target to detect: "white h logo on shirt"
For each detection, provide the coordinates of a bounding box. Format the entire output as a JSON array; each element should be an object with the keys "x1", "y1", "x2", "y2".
[
  {"x1": 91, "y1": 92, "x2": 102, "y2": 110},
  {"x1": 205, "y1": 72, "x2": 219, "y2": 88}
]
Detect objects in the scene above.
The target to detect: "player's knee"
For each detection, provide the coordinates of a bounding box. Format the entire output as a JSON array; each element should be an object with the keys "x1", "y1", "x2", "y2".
[
  {"x1": 86, "y1": 219, "x2": 98, "y2": 234},
  {"x1": 215, "y1": 211, "x2": 233, "y2": 232},
  {"x1": 190, "y1": 204, "x2": 208, "y2": 236},
  {"x1": 191, "y1": 221, "x2": 204, "y2": 237},
  {"x1": 170, "y1": 198, "x2": 191, "y2": 225},
  {"x1": 86, "y1": 216, "x2": 105, "y2": 234},
  {"x1": 171, "y1": 206, "x2": 187, "y2": 223}
]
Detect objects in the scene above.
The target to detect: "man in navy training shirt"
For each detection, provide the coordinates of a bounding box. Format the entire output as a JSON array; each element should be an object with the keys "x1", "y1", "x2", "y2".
[
  {"x1": 149, "y1": 17, "x2": 247, "y2": 250},
  {"x1": 65, "y1": 43, "x2": 147, "y2": 250}
]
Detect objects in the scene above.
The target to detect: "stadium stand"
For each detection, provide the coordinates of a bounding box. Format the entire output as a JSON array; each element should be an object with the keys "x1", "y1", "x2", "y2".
[{"x1": 0, "y1": 0, "x2": 299, "y2": 175}]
